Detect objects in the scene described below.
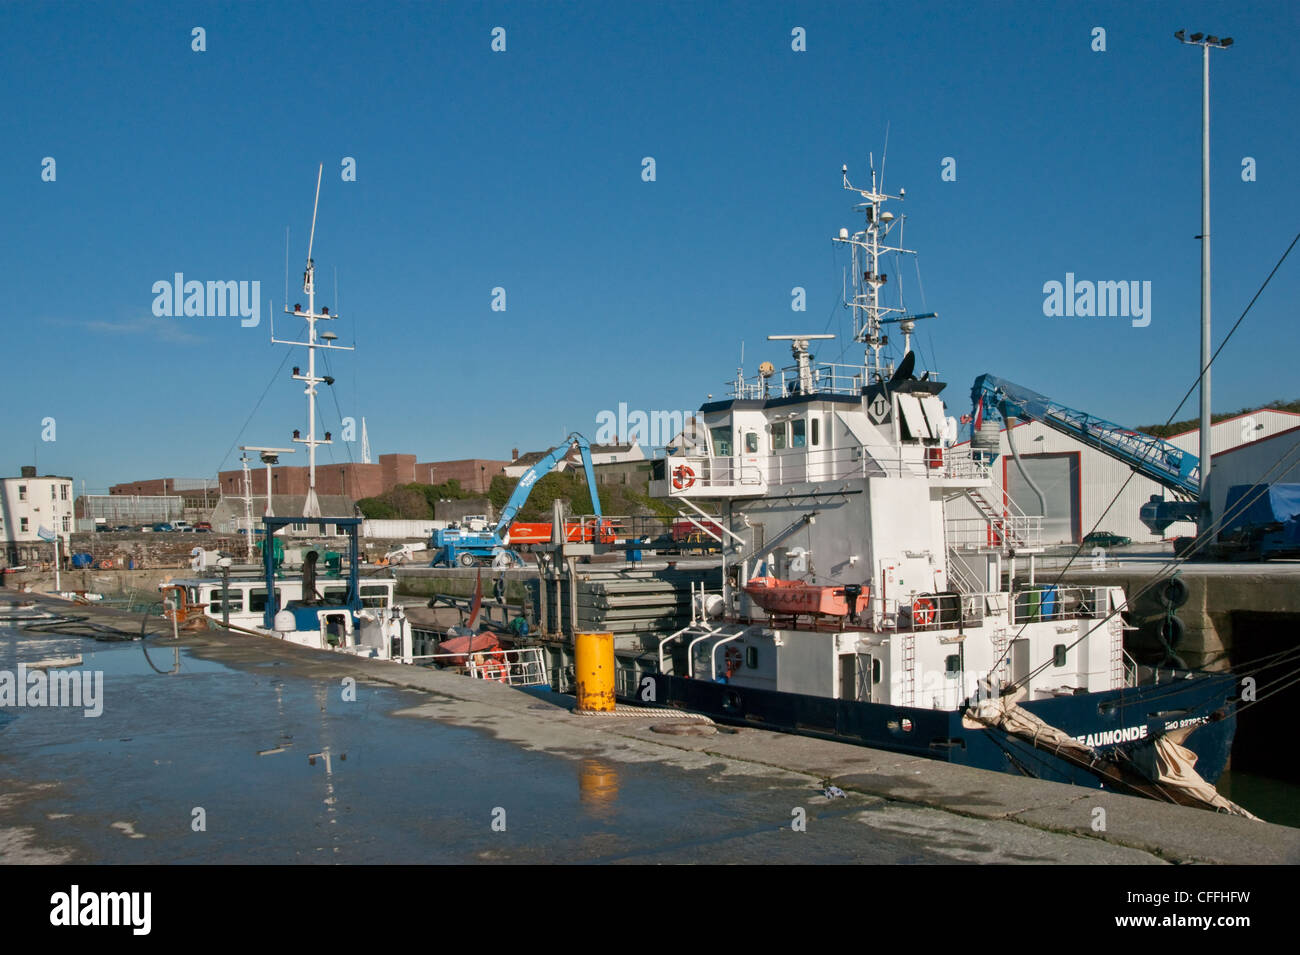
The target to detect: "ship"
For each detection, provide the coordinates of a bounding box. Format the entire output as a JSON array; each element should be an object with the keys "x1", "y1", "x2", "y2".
[{"x1": 634, "y1": 163, "x2": 1246, "y2": 812}]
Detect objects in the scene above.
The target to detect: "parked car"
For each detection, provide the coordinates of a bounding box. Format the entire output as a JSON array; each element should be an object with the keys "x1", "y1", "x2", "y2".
[
  {"x1": 115, "y1": 525, "x2": 133, "y2": 532},
  {"x1": 195, "y1": 521, "x2": 213, "y2": 532},
  {"x1": 94, "y1": 524, "x2": 112, "y2": 533},
  {"x1": 151, "y1": 522, "x2": 174, "y2": 533},
  {"x1": 1083, "y1": 531, "x2": 1132, "y2": 548},
  {"x1": 173, "y1": 521, "x2": 192, "y2": 531}
]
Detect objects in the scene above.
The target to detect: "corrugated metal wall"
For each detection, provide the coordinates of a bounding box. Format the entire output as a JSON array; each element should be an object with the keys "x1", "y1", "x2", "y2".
[{"x1": 361, "y1": 519, "x2": 446, "y2": 539}]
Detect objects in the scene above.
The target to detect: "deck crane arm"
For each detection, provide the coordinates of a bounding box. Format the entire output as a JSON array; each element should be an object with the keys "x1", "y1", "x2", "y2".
[
  {"x1": 494, "y1": 432, "x2": 603, "y2": 538},
  {"x1": 971, "y1": 374, "x2": 1200, "y2": 497},
  {"x1": 971, "y1": 374, "x2": 1203, "y2": 534}
]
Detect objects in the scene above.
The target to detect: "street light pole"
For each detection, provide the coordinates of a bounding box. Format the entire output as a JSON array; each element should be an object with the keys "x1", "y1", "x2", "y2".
[{"x1": 1175, "y1": 29, "x2": 1233, "y2": 538}]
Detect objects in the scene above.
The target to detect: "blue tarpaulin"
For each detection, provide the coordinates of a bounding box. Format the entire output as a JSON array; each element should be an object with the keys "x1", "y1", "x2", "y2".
[{"x1": 1221, "y1": 484, "x2": 1300, "y2": 534}]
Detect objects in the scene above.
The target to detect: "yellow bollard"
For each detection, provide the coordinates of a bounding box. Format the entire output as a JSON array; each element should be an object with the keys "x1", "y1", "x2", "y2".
[{"x1": 574, "y1": 630, "x2": 616, "y2": 712}]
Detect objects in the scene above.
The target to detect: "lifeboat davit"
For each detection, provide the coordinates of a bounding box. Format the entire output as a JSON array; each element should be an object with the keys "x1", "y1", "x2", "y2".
[{"x1": 743, "y1": 577, "x2": 870, "y2": 618}]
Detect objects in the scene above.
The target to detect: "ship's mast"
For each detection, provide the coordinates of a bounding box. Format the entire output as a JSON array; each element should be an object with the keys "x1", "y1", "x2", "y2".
[
  {"x1": 833, "y1": 162, "x2": 917, "y2": 382},
  {"x1": 271, "y1": 164, "x2": 354, "y2": 517}
]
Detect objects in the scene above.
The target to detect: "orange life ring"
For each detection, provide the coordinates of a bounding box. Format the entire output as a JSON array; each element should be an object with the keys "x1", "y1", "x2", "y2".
[
  {"x1": 490, "y1": 649, "x2": 509, "y2": 683},
  {"x1": 912, "y1": 597, "x2": 936, "y2": 627},
  {"x1": 98, "y1": 559, "x2": 114, "y2": 570},
  {"x1": 672, "y1": 464, "x2": 696, "y2": 490}
]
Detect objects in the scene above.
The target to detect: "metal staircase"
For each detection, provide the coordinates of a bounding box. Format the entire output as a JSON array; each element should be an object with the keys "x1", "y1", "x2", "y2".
[{"x1": 945, "y1": 546, "x2": 984, "y2": 594}]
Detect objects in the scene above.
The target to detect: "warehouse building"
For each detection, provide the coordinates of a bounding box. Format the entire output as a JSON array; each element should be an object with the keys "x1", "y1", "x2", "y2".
[{"x1": 948, "y1": 408, "x2": 1300, "y2": 545}]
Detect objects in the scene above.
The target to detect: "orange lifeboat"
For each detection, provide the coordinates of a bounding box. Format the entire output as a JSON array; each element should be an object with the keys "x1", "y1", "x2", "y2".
[{"x1": 743, "y1": 577, "x2": 870, "y2": 618}]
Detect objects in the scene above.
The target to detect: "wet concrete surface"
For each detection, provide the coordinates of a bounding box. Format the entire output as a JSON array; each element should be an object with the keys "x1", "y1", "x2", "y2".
[{"x1": 1, "y1": 598, "x2": 1295, "y2": 864}]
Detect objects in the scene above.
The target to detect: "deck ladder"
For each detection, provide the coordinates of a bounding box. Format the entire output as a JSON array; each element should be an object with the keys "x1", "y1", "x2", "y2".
[{"x1": 900, "y1": 632, "x2": 916, "y2": 707}]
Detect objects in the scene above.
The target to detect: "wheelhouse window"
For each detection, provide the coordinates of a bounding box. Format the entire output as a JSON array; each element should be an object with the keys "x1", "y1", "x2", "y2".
[
  {"x1": 710, "y1": 426, "x2": 732, "y2": 457},
  {"x1": 744, "y1": 432, "x2": 759, "y2": 454},
  {"x1": 791, "y1": 419, "x2": 806, "y2": 448},
  {"x1": 811, "y1": 418, "x2": 820, "y2": 446},
  {"x1": 1053, "y1": 644, "x2": 1068, "y2": 667},
  {"x1": 249, "y1": 587, "x2": 282, "y2": 613},
  {"x1": 321, "y1": 585, "x2": 348, "y2": 604},
  {"x1": 208, "y1": 589, "x2": 245, "y2": 613},
  {"x1": 771, "y1": 422, "x2": 787, "y2": 451}
]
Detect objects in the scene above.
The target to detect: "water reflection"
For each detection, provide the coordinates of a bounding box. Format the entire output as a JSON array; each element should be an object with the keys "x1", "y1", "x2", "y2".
[{"x1": 578, "y1": 758, "x2": 620, "y2": 819}]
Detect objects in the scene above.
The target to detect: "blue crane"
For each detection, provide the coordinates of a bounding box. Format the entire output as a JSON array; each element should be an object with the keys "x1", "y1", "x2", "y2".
[
  {"x1": 970, "y1": 374, "x2": 1201, "y2": 533},
  {"x1": 429, "y1": 433, "x2": 604, "y2": 567}
]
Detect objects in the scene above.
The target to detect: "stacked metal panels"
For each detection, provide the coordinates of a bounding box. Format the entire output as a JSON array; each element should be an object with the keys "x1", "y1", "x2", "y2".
[{"x1": 529, "y1": 568, "x2": 722, "y2": 645}]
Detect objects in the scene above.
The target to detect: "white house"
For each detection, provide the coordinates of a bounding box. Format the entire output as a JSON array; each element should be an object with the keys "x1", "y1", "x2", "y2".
[{"x1": 2, "y1": 466, "x2": 76, "y2": 564}]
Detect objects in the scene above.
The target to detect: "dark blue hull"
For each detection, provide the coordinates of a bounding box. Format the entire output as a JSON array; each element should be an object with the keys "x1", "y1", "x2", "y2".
[{"x1": 637, "y1": 672, "x2": 1238, "y2": 789}]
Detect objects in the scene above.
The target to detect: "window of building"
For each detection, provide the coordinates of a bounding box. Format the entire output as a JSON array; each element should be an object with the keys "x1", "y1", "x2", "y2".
[
  {"x1": 60, "y1": 484, "x2": 69, "y2": 500},
  {"x1": 21, "y1": 518, "x2": 29, "y2": 532},
  {"x1": 18, "y1": 485, "x2": 26, "y2": 501},
  {"x1": 62, "y1": 517, "x2": 70, "y2": 532},
  {"x1": 791, "y1": 419, "x2": 806, "y2": 448},
  {"x1": 51, "y1": 484, "x2": 57, "y2": 500}
]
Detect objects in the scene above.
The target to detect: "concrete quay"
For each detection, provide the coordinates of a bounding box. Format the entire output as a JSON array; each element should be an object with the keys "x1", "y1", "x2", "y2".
[{"x1": 2, "y1": 596, "x2": 1297, "y2": 865}]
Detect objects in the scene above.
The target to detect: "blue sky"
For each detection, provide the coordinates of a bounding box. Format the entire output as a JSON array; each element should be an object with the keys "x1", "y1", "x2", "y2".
[{"x1": 3, "y1": 0, "x2": 1297, "y2": 492}]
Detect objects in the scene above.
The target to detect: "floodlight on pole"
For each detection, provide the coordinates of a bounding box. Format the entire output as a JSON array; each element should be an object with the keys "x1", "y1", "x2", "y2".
[
  {"x1": 241, "y1": 445, "x2": 295, "y2": 519},
  {"x1": 1174, "y1": 28, "x2": 1234, "y2": 537}
]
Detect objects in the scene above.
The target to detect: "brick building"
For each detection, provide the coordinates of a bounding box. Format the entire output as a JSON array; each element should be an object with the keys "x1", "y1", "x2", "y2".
[{"x1": 208, "y1": 453, "x2": 511, "y2": 500}]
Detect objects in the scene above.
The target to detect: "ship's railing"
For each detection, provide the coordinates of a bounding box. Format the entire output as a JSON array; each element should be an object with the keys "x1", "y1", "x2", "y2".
[
  {"x1": 883, "y1": 592, "x2": 988, "y2": 631},
  {"x1": 653, "y1": 444, "x2": 990, "y2": 496},
  {"x1": 411, "y1": 646, "x2": 550, "y2": 687},
  {"x1": 658, "y1": 456, "x2": 766, "y2": 487},
  {"x1": 765, "y1": 445, "x2": 990, "y2": 485},
  {"x1": 947, "y1": 516, "x2": 1043, "y2": 551},
  {"x1": 729, "y1": 362, "x2": 944, "y2": 400},
  {"x1": 1009, "y1": 586, "x2": 1109, "y2": 625}
]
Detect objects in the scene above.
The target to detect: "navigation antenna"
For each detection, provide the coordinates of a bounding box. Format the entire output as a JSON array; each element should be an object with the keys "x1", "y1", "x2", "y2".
[
  {"x1": 271, "y1": 163, "x2": 355, "y2": 518},
  {"x1": 832, "y1": 162, "x2": 934, "y2": 383}
]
